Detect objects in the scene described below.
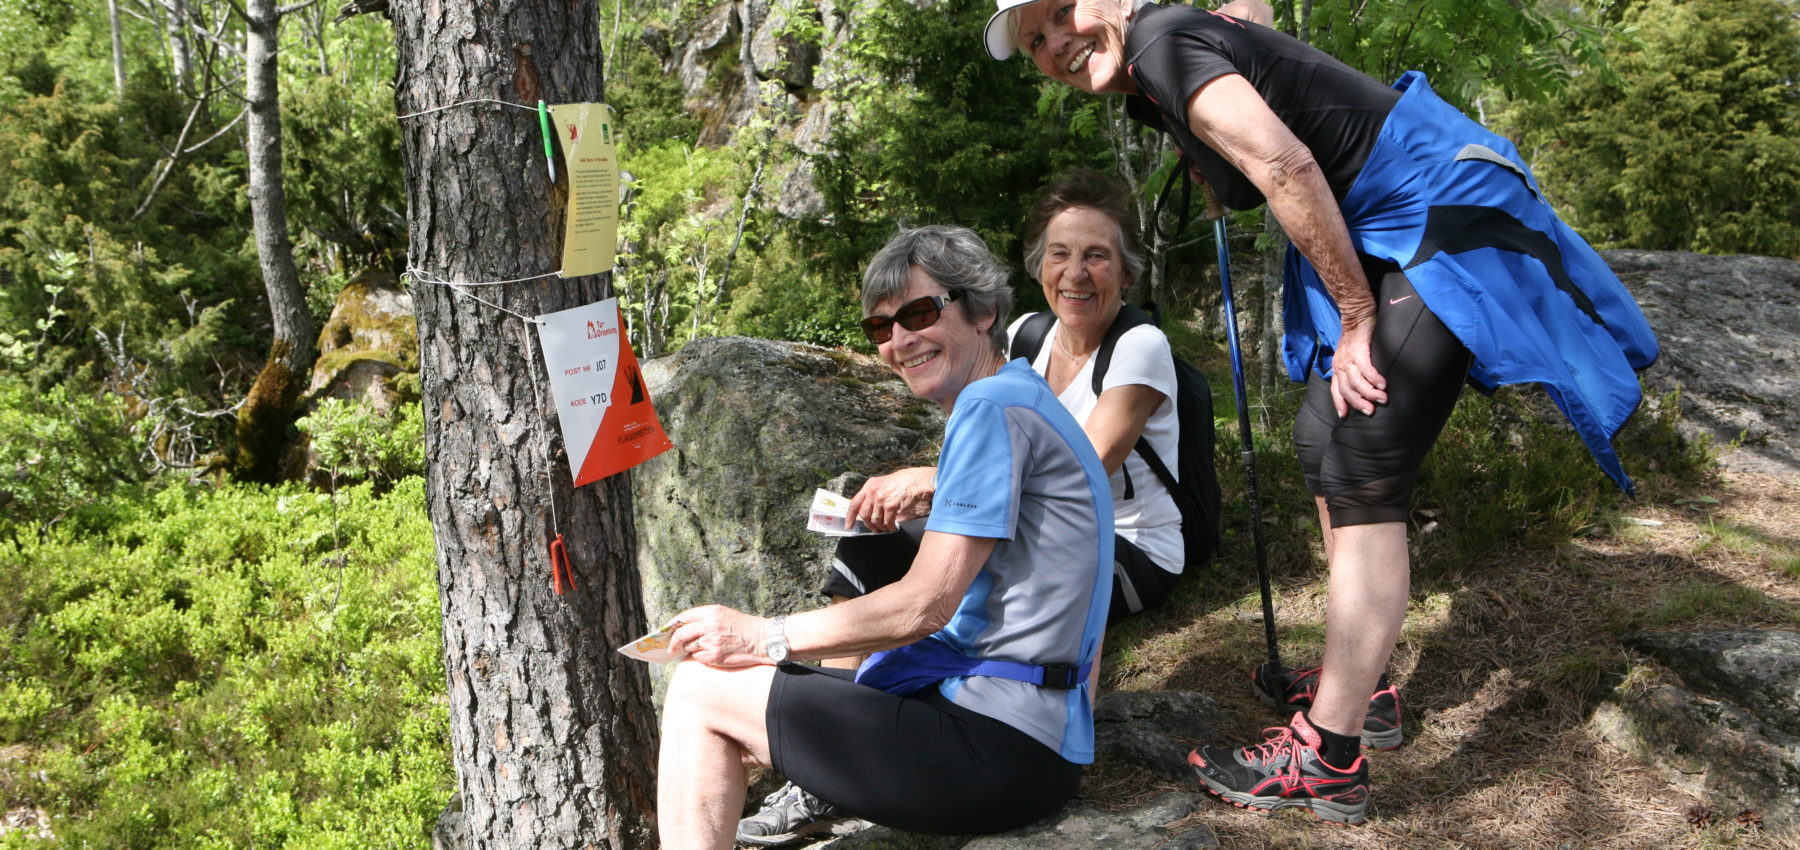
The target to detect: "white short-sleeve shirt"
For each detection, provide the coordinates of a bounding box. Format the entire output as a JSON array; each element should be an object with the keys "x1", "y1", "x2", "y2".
[{"x1": 1008, "y1": 313, "x2": 1185, "y2": 573}]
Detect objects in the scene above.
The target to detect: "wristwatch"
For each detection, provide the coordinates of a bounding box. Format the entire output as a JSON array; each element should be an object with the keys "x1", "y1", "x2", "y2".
[{"x1": 765, "y1": 615, "x2": 792, "y2": 666}]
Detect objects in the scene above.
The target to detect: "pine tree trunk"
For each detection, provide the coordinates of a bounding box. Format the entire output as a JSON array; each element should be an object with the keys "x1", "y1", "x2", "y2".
[
  {"x1": 235, "y1": 0, "x2": 316, "y2": 482},
  {"x1": 390, "y1": 2, "x2": 660, "y2": 848}
]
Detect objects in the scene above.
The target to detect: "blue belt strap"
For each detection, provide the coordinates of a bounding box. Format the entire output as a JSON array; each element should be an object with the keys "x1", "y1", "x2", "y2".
[{"x1": 855, "y1": 635, "x2": 1093, "y2": 696}]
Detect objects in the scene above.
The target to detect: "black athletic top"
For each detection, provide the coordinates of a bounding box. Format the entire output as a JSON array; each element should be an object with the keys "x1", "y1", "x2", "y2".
[{"x1": 1123, "y1": 3, "x2": 1400, "y2": 210}]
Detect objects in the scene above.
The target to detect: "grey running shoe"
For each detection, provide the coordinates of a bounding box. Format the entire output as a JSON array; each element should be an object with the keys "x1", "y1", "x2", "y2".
[
  {"x1": 1251, "y1": 664, "x2": 1405, "y2": 751},
  {"x1": 1188, "y1": 712, "x2": 1371, "y2": 826},
  {"x1": 735, "y1": 782, "x2": 865, "y2": 847}
]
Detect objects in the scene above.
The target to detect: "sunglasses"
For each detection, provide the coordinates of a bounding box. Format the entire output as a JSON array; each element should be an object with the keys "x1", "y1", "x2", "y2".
[{"x1": 860, "y1": 291, "x2": 964, "y2": 345}]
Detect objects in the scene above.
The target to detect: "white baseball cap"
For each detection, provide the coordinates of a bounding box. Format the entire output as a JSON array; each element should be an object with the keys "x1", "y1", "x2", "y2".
[{"x1": 984, "y1": 0, "x2": 1049, "y2": 60}]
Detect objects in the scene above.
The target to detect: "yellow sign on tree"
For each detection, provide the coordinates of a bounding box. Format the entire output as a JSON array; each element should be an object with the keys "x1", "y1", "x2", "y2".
[{"x1": 548, "y1": 102, "x2": 620, "y2": 277}]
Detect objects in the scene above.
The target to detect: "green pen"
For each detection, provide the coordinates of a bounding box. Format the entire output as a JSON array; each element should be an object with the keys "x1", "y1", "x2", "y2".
[{"x1": 538, "y1": 100, "x2": 556, "y2": 184}]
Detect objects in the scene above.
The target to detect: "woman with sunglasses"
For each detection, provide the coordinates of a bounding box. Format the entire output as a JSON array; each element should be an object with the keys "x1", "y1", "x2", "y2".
[
  {"x1": 984, "y1": 0, "x2": 1658, "y2": 827},
  {"x1": 841, "y1": 170, "x2": 1184, "y2": 625},
  {"x1": 659, "y1": 225, "x2": 1113, "y2": 850}
]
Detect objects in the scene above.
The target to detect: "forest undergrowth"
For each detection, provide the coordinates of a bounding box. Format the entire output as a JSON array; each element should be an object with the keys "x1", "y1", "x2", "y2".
[
  {"x1": 7, "y1": 343, "x2": 1785, "y2": 848},
  {"x1": 1088, "y1": 366, "x2": 1798, "y2": 849}
]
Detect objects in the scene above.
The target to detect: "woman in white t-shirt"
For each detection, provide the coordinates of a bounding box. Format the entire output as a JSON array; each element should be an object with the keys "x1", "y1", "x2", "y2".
[
  {"x1": 1010, "y1": 169, "x2": 1182, "y2": 621},
  {"x1": 849, "y1": 170, "x2": 1183, "y2": 623}
]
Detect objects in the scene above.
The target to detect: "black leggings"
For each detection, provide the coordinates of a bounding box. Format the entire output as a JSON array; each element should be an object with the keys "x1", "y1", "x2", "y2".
[
  {"x1": 767, "y1": 665, "x2": 1081, "y2": 835},
  {"x1": 1293, "y1": 262, "x2": 1472, "y2": 527}
]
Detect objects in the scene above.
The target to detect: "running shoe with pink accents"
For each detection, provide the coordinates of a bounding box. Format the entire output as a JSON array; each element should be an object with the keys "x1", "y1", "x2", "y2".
[
  {"x1": 1188, "y1": 712, "x2": 1370, "y2": 825},
  {"x1": 1251, "y1": 664, "x2": 1404, "y2": 750}
]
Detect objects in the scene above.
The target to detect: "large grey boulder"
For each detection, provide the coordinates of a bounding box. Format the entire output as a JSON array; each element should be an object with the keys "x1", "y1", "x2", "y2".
[
  {"x1": 1608, "y1": 250, "x2": 1800, "y2": 478},
  {"x1": 634, "y1": 337, "x2": 942, "y2": 645},
  {"x1": 1592, "y1": 630, "x2": 1800, "y2": 832},
  {"x1": 1094, "y1": 690, "x2": 1224, "y2": 780},
  {"x1": 1624, "y1": 630, "x2": 1800, "y2": 735}
]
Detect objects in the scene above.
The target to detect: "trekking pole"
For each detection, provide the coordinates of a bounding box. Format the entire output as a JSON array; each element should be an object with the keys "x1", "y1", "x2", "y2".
[{"x1": 1204, "y1": 190, "x2": 1283, "y2": 676}]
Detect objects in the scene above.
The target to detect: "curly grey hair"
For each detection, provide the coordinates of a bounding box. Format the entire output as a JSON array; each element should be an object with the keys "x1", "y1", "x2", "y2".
[{"x1": 861, "y1": 225, "x2": 1014, "y2": 356}]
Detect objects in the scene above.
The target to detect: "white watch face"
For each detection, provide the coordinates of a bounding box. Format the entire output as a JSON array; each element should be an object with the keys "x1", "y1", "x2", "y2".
[{"x1": 767, "y1": 639, "x2": 790, "y2": 664}]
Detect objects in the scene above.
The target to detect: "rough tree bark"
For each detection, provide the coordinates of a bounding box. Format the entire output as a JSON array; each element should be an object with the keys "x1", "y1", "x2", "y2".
[
  {"x1": 234, "y1": 0, "x2": 317, "y2": 482},
  {"x1": 390, "y1": 1, "x2": 660, "y2": 847}
]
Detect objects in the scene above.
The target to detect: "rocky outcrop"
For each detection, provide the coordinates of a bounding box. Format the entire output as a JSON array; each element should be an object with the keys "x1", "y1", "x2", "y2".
[
  {"x1": 1609, "y1": 250, "x2": 1800, "y2": 478},
  {"x1": 1592, "y1": 630, "x2": 1800, "y2": 832},
  {"x1": 286, "y1": 269, "x2": 419, "y2": 482},
  {"x1": 821, "y1": 793, "x2": 1218, "y2": 850},
  {"x1": 1094, "y1": 690, "x2": 1223, "y2": 781},
  {"x1": 633, "y1": 337, "x2": 943, "y2": 649},
  {"x1": 651, "y1": 0, "x2": 875, "y2": 211},
  {"x1": 304, "y1": 268, "x2": 418, "y2": 415}
]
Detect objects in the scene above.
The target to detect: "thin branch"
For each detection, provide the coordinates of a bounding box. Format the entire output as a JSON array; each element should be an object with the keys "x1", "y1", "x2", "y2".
[
  {"x1": 188, "y1": 20, "x2": 244, "y2": 57},
  {"x1": 277, "y1": 0, "x2": 322, "y2": 17},
  {"x1": 133, "y1": 96, "x2": 209, "y2": 219},
  {"x1": 182, "y1": 105, "x2": 247, "y2": 154}
]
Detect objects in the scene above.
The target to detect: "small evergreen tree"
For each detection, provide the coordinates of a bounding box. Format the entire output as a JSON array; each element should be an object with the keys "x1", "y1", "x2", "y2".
[{"x1": 1502, "y1": 0, "x2": 1800, "y2": 256}]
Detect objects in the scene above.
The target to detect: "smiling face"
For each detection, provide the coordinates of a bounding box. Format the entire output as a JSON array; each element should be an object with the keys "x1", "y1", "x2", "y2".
[
  {"x1": 874, "y1": 265, "x2": 997, "y2": 412},
  {"x1": 1012, "y1": 0, "x2": 1136, "y2": 95},
  {"x1": 1038, "y1": 206, "x2": 1130, "y2": 338}
]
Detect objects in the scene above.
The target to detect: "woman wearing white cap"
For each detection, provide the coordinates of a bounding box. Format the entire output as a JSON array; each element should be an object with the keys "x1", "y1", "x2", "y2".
[{"x1": 985, "y1": 0, "x2": 1658, "y2": 827}]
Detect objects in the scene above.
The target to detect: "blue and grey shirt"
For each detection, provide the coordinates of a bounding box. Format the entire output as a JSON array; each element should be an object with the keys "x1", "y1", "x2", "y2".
[{"x1": 924, "y1": 360, "x2": 1114, "y2": 764}]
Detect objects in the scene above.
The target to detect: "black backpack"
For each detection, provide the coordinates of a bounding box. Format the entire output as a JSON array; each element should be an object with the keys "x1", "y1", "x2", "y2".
[{"x1": 1010, "y1": 303, "x2": 1223, "y2": 573}]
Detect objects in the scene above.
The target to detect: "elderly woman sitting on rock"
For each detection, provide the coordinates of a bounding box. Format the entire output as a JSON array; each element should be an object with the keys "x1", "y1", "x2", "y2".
[{"x1": 656, "y1": 225, "x2": 1114, "y2": 849}]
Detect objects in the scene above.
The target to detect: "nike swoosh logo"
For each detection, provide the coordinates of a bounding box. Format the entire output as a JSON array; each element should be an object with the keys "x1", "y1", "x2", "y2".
[{"x1": 1388, "y1": 295, "x2": 1414, "y2": 306}]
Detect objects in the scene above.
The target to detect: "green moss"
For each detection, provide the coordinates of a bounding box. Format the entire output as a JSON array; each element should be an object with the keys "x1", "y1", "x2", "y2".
[
  {"x1": 234, "y1": 344, "x2": 303, "y2": 484},
  {"x1": 316, "y1": 275, "x2": 419, "y2": 372},
  {"x1": 1631, "y1": 582, "x2": 1800, "y2": 629}
]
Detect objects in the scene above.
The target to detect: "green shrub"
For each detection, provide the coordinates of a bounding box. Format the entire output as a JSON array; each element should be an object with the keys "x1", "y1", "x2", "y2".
[
  {"x1": 295, "y1": 398, "x2": 425, "y2": 488},
  {"x1": 1416, "y1": 384, "x2": 1713, "y2": 559},
  {"x1": 0, "y1": 374, "x2": 148, "y2": 536},
  {"x1": 0, "y1": 477, "x2": 449, "y2": 848}
]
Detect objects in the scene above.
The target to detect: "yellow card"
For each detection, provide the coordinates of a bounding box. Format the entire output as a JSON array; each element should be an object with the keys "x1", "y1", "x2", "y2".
[{"x1": 548, "y1": 102, "x2": 620, "y2": 278}]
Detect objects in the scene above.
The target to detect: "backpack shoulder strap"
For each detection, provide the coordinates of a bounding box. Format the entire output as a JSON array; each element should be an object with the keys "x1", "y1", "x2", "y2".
[
  {"x1": 1009, "y1": 311, "x2": 1057, "y2": 364},
  {"x1": 1093, "y1": 302, "x2": 1184, "y2": 495},
  {"x1": 1089, "y1": 302, "x2": 1157, "y2": 396}
]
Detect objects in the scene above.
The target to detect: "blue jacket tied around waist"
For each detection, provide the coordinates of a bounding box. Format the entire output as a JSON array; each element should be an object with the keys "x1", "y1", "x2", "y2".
[{"x1": 1282, "y1": 71, "x2": 1660, "y2": 492}]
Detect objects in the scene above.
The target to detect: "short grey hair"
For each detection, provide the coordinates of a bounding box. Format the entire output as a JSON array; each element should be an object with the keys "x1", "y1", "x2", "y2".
[
  {"x1": 861, "y1": 225, "x2": 1014, "y2": 356},
  {"x1": 1021, "y1": 169, "x2": 1145, "y2": 288}
]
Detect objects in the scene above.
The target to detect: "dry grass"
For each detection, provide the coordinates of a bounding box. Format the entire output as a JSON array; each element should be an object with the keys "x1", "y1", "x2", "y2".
[{"x1": 1086, "y1": 468, "x2": 1800, "y2": 849}]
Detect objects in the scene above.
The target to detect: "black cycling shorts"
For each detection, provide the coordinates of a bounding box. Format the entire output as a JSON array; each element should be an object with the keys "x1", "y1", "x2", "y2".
[
  {"x1": 822, "y1": 525, "x2": 1176, "y2": 623},
  {"x1": 766, "y1": 665, "x2": 1081, "y2": 835},
  {"x1": 1292, "y1": 260, "x2": 1473, "y2": 527}
]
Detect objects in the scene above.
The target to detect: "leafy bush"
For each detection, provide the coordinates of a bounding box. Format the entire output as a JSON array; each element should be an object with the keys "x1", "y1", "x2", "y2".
[
  {"x1": 1199, "y1": 365, "x2": 1713, "y2": 583},
  {"x1": 295, "y1": 398, "x2": 425, "y2": 488},
  {"x1": 1416, "y1": 384, "x2": 1712, "y2": 558},
  {"x1": 0, "y1": 374, "x2": 147, "y2": 535},
  {"x1": 1500, "y1": 0, "x2": 1800, "y2": 256},
  {"x1": 0, "y1": 477, "x2": 449, "y2": 848}
]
